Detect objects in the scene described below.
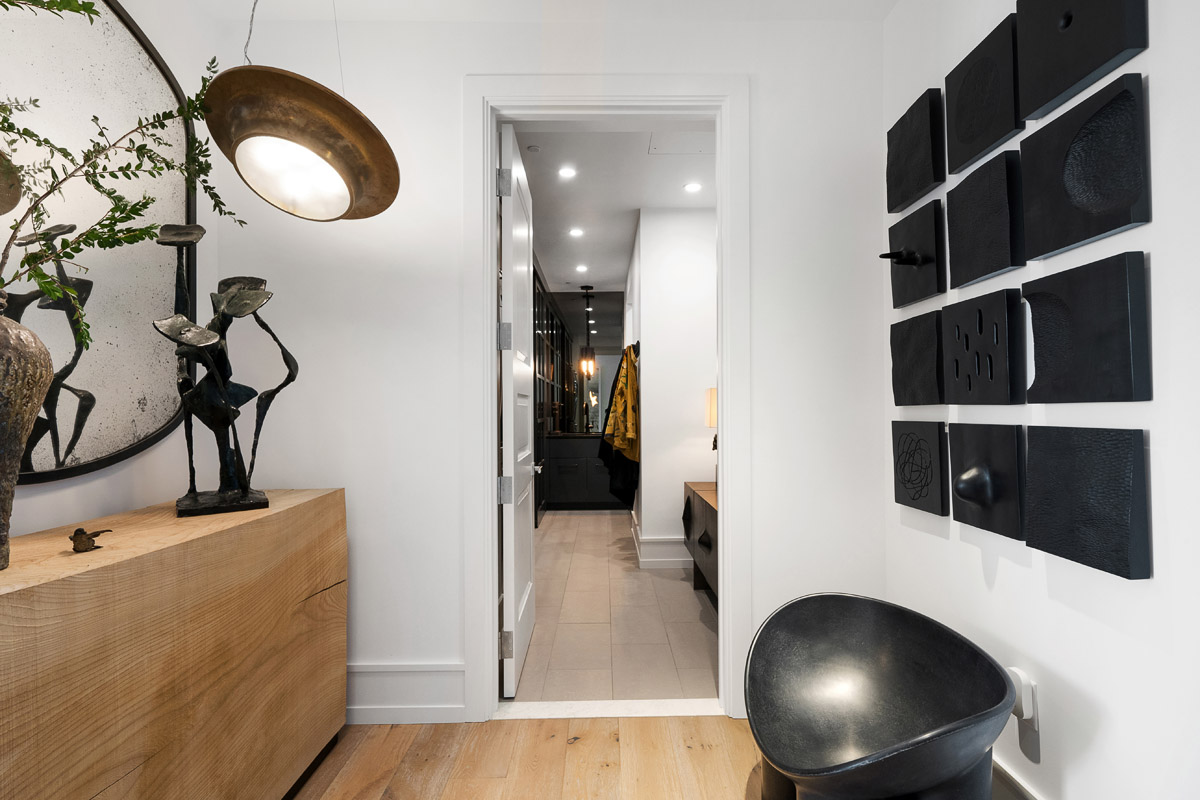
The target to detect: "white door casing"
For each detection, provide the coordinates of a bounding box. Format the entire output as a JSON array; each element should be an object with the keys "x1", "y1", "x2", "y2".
[
  {"x1": 499, "y1": 123, "x2": 536, "y2": 698},
  {"x1": 463, "y1": 75, "x2": 752, "y2": 721}
]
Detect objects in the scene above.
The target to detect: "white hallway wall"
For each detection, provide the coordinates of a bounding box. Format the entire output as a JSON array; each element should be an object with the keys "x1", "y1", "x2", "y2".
[
  {"x1": 206, "y1": 8, "x2": 891, "y2": 721},
  {"x1": 883, "y1": 2, "x2": 1200, "y2": 798},
  {"x1": 13, "y1": 1, "x2": 892, "y2": 723},
  {"x1": 630, "y1": 208, "x2": 718, "y2": 564}
]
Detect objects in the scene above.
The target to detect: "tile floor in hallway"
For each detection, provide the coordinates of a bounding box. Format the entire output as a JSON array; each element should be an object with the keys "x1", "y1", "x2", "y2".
[{"x1": 516, "y1": 509, "x2": 718, "y2": 702}]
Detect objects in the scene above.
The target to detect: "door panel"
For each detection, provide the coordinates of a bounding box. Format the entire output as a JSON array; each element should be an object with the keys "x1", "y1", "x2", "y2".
[{"x1": 500, "y1": 124, "x2": 536, "y2": 698}]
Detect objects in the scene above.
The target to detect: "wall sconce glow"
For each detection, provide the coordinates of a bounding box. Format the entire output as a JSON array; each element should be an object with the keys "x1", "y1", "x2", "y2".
[
  {"x1": 559, "y1": 166, "x2": 578, "y2": 179},
  {"x1": 576, "y1": 265, "x2": 588, "y2": 272},
  {"x1": 569, "y1": 228, "x2": 584, "y2": 237},
  {"x1": 235, "y1": 136, "x2": 351, "y2": 220},
  {"x1": 684, "y1": 182, "x2": 703, "y2": 193},
  {"x1": 204, "y1": 65, "x2": 400, "y2": 221}
]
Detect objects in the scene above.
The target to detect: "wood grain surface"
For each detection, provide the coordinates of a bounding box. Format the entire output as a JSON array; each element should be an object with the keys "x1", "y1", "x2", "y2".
[{"x1": 0, "y1": 489, "x2": 348, "y2": 800}]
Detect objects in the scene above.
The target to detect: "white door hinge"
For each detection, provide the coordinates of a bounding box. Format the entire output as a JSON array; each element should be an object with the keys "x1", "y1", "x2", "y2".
[
  {"x1": 497, "y1": 322, "x2": 512, "y2": 351},
  {"x1": 497, "y1": 168, "x2": 512, "y2": 197},
  {"x1": 497, "y1": 476, "x2": 513, "y2": 504}
]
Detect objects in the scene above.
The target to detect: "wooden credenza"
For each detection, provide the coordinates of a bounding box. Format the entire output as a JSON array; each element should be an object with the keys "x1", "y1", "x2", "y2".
[
  {"x1": 682, "y1": 481, "x2": 718, "y2": 604},
  {"x1": 0, "y1": 489, "x2": 348, "y2": 800}
]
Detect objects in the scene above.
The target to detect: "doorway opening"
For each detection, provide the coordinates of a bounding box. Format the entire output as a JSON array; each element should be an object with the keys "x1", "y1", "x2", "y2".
[{"x1": 462, "y1": 74, "x2": 751, "y2": 722}]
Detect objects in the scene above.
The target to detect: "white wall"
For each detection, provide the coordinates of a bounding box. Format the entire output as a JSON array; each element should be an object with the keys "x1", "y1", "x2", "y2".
[
  {"x1": 883, "y1": 2, "x2": 1200, "y2": 798},
  {"x1": 8, "y1": 1, "x2": 222, "y2": 538},
  {"x1": 11, "y1": 1, "x2": 893, "y2": 725},
  {"x1": 627, "y1": 209, "x2": 717, "y2": 564}
]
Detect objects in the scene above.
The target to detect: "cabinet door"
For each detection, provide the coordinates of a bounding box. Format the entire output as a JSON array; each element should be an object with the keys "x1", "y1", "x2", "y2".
[
  {"x1": 587, "y1": 458, "x2": 616, "y2": 503},
  {"x1": 693, "y1": 500, "x2": 718, "y2": 594},
  {"x1": 549, "y1": 458, "x2": 588, "y2": 504}
]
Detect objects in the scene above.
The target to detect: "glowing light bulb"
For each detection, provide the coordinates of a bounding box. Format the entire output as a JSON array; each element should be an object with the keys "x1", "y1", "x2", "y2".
[
  {"x1": 684, "y1": 182, "x2": 703, "y2": 193},
  {"x1": 559, "y1": 166, "x2": 577, "y2": 179},
  {"x1": 235, "y1": 135, "x2": 350, "y2": 221},
  {"x1": 569, "y1": 228, "x2": 584, "y2": 237}
]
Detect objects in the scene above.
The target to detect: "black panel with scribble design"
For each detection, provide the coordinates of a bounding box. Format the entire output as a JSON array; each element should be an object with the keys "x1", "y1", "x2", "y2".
[{"x1": 892, "y1": 420, "x2": 948, "y2": 516}]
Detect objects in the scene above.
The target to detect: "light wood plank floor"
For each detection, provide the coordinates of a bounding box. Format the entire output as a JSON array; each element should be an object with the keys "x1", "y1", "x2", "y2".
[{"x1": 295, "y1": 717, "x2": 764, "y2": 800}]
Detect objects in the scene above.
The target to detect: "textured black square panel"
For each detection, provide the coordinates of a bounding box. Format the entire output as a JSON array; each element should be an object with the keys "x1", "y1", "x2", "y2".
[
  {"x1": 947, "y1": 151, "x2": 1026, "y2": 288},
  {"x1": 941, "y1": 289, "x2": 1026, "y2": 405},
  {"x1": 1026, "y1": 426, "x2": 1150, "y2": 579},
  {"x1": 1023, "y1": 252, "x2": 1151, "y2": 402},
  {"x1": 1021, "y1": 73, "x2": 1150, "y2": 260},
  {"x1": 892, "y1": 420, "x2": 949, "y2": 516},
  {"x1": 885, "y1": 200, "x2": 946, "y2": 308},
  {"x1": 946, "y1": 14, "x2": 1024, "y2": 173},
  {"x1": 948, "y1": 423, "x2": 1024, "y2": 539},
  {"x1": 887, "y1": 89, "x2": 945, "y2": 213},
  {"x1": 1017, "y1": 0, "x2": 1148, "y2": 120},
  {"x1": 891, "y1": 311, "x2": 944, "y2": 406}
]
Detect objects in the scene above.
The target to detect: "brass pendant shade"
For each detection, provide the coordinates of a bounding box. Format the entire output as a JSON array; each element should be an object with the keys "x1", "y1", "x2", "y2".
[
  {"x1": 0, "y1": 153, "x2": 21, "y2": 216},
  {"x1": 204, "y1": 65, "x2": 399, "y2": 221}
]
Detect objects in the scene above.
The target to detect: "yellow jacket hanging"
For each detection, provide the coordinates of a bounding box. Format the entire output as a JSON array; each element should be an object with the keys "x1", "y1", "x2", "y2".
[{"x1": 603, "y1": 344, "x2": 640, "y2": 462}]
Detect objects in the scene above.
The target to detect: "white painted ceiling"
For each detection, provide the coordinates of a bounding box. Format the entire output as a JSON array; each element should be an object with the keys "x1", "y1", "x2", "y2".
[
  {"x1": 516, "y1": 121, "x2": 716, "y2": 293},
  {"x1": 206, "y1": 0, "x2": 899, "y2": 23}
]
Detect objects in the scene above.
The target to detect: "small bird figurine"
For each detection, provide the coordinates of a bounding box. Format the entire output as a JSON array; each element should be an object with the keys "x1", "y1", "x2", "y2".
[{"x1": 69, "y1": 528, "x2": 110, "y2": 553}]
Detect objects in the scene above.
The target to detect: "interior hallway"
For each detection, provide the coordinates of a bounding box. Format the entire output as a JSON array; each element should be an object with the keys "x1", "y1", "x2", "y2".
[
  {"x1": 518, "y1": 510, "x2": 719, "y2": 701},
  {"x1": 293, "y1": 716, "x2": 762, "y2": 800}
]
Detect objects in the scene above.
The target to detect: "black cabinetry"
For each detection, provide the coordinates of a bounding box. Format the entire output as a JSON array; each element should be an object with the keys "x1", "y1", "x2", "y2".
[{"x1": 544, "y1": 435, "x2": 628, "y2": 510}]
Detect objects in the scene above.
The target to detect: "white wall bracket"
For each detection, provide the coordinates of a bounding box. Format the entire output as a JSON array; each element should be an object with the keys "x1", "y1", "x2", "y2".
[{"x1": 1006, "y1": 666, "x2": 1039, "y2": 730}]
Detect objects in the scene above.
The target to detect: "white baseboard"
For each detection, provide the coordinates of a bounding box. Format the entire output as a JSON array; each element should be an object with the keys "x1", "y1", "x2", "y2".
[
  {"x1": 495, "y1": 697, "x2": 722, "y2": 720},
  {"x1": 633, "y1": 526, "x2": 691, "y2": 568},
  {"x1": 346, "y1": 662, "x2": 468, "y2": 724}
]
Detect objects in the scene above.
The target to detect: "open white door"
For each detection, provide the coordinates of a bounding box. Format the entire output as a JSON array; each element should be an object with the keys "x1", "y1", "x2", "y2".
[{"x1": 499, "y1": 124, "x2": 536, "y2": 698}]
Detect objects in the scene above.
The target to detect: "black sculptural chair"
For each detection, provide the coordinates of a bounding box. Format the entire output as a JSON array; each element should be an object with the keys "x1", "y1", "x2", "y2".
[{"x1": 745, "y1": 594, "x2": 1015, "y2": 800}]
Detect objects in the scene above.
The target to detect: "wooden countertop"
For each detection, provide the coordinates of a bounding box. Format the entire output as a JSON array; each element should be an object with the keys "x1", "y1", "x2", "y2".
[
  {"x1": 1, "y1": 488, "x2": 343, "y2": 595},
  {"x1": 686, "y1": 482, "x2": 718, "y2": 510}
]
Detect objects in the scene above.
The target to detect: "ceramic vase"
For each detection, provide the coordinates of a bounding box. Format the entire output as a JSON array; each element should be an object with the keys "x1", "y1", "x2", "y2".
[{"x1": 0, "y1": 309, "x2": 54, "y2": 569}]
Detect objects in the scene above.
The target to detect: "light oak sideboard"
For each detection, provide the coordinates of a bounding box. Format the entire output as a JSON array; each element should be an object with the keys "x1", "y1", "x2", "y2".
[{"x1": 0, "y1": 489, "x2": 348, "y2": 800}]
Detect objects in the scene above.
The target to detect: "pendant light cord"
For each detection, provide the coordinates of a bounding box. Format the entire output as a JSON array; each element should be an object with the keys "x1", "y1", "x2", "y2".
[
  {"x1": 332, "y1": 0, "x2": 347, "y2": 96},
  {"x1": 243, "y1": 0, "x2": 260, "y2": 65}
]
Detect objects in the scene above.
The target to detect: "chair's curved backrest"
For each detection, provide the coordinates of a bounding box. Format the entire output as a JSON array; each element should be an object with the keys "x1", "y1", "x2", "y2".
[{"x1": 746, "y1": 594, "x2": 1012, "y2": 775}]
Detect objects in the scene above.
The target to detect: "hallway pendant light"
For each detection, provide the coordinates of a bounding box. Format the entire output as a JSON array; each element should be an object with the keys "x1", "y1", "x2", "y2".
[
  {"x1": 205, "y1": 2, "x2": 400, "y2": 221},
  {"x1": 579, "y1": 285, "x2": 596, "y2": 379}
]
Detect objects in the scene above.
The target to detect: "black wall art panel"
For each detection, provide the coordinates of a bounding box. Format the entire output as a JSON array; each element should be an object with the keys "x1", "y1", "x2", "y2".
[
  {"x1": 891, "y1": 311, "x2": 944, "y2": 406},
  {"x1": 946, "y1": 14, "x2": 1024, "y2": 173},
  {"x1": 1022, "y1": 73, "x2": 1150, "y2": 260},
  {"x1": 887, "y1": 89, "x2": 946, "y2": 213},
  {"x1": 892, "y1": 421, "x2": 949, "y2": 516},
  {"x1": 1023, "y1": 252, "x2": 1151, "y2": 403},
  {"x1": 1025, "y1": 426, "x2": 1150, "y2": 579},
  {"x1": 885, "y1": 200, "x2": 946, "y2": 308},
  {"x1": 1016, "y1": 0, "x2": 1148, "y2": 120},
  {"x1": 941, "y1": 289, "x2": 1026, "y2": 405},
  {"x1": 948, "y1": 423, "x2": 1024, "y2": 539},
  {"x1": 947, "y1": 150, "x2": 1026, "y2": 288}
]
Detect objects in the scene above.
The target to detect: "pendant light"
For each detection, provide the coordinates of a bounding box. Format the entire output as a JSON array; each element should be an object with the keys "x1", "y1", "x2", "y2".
[
  {"x1": 204, "y1": 0, "x2": 399, "y2": 221},
  {"x1": 579, "y1": 285, "x2": 596, "y2": 379}
]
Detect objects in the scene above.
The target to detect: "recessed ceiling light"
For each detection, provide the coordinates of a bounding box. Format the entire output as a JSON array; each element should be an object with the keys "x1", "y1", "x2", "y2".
[
  {"x1": 591, "y1": 329, "x2": 598, "y2": 334},
  {"x1": 569, "y1": 228, "x2": 584, "y2": 237},
  {"x1": 585, "y1": 306, "x2": 593, "y2": 311},
  {"x1": 684, "y1": 182, "x2": 703, "y2": 193},
  {"x1": 576, "y1": 265, "x2": 588, "y2": 272},
  {"x1": 559, "y1": 166, "x2": 577, "y2": 179},
  {"x1": 589, "y1": 319, "x2": 596, "y2": 324},
  {"x1": 526, "y1": 145, "x2": 542, "y2": 153}
]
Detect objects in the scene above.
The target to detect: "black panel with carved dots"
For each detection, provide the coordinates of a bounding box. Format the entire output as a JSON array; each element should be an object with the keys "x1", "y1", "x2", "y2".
[
  {"x1": 885, "y1": 200, "x2": 946, "y2": 308},
  {"x1": 1022, "y1": 252, "x2": 1151, "y2": 403},
  {"x1": 1021, "y1": 73, "x2": 1150, "y2": 260},
  {"x1": 891, "y1": 311, "x2": 945, "y2": 406},
  {"x1": 947, "y1": 150, "x2": 1026, "y2": 288},
  {"x1": 1016, "y1": 0, "x2": 1148, "y2": 120},
  {"x1": 886, "y1": 89, "x2": 945, "y2": 213},
  {"x1": 949, "y1": 423, "x2": 1024, "y2": 539},
  {"x1": 941, "y1": 289, "x2": 1025, "y2": 405},
  {"x1": 1025, "y1": 426, "x2": 1150, "y2": 579},
  {"x1": 945, "y1": 13, "x2": 1023, "y2": 174},
  {"x1": 892, "y1": 420, "x2": 949, "y2": 516}
]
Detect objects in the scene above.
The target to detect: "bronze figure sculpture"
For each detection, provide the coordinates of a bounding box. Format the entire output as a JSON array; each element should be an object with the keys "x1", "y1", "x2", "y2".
[{"x1": 152, "y1": 226, "x2": 298, "y2": 517}]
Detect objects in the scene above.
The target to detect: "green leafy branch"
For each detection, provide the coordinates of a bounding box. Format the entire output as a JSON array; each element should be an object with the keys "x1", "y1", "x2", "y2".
[
  {"x1": 0, "y1": 1, "x2": 98, "y2": 21},
  {"x1": 2, "y1": 45, "x2": 244, "y2": 348}
]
